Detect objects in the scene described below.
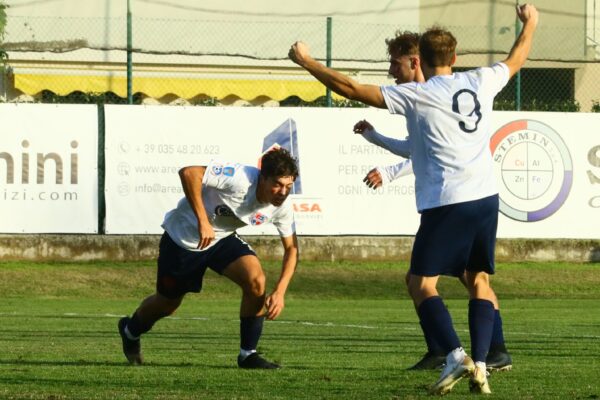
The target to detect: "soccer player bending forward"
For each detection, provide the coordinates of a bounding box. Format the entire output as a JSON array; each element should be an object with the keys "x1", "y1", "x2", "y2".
[
  {"x1": 289, "y1": 3, "x2": 538, "y2": 395},
  {"x1": 118, "y1": 148, "x2": 299, "y2": 369}
]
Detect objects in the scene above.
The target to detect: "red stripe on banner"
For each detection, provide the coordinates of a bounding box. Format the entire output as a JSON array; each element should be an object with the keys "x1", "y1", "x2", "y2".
[{"x1": 490, "y1": 120, "x2": 528, "y2": 153}]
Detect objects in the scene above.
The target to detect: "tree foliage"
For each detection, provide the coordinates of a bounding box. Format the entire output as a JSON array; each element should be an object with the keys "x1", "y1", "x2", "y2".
[{"x1": 0, "y1": 1, "x2": 7, "y2": 70}]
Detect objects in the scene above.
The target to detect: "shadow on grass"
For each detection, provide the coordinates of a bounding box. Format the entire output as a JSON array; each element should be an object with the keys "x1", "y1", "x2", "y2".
[
  {"x1": 0, "y1": 358, "x2": 236, "y2": 369},
  {"x1": 0, "y1": 358, "x2": 404, "y2": 373}
]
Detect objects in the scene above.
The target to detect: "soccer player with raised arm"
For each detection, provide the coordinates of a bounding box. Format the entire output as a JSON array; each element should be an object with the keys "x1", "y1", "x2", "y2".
[
  {"x1": 118, "y1": 148, "x2": 299, "y2": 369},
  {"x1": 289, "y1": 4, "x2": 538, "y2": 394},
  {"x1": 355, "y1": 116, "x2": 512, "y2": 373}
]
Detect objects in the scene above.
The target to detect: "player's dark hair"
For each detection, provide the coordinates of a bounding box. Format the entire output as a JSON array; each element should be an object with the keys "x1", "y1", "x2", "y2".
[
  {"x1": 419, "y1": 26, "x2": 457, "y2": 67},
  {"x1": 386, "y1": 31, "x2": 420, "y2": 58},
  {"x1": 260, "y1": 148, "x2": 298, "y2": 180}
]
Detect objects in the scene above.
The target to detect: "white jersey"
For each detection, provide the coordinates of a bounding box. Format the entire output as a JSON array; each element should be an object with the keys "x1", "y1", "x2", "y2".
[
  {"x1": 362, "y1": 128, "x2": 411, "y2": 158},
  {"x1": 377, "y1": 160, "x2": 413, "y2": 184},
  {"x1": 381, "y1": 62, "x2": 510, "y2": 212},
  {"x1": 361, "y1": 128, "x2": 413, "y2": 184},
  {"x1": 162, "y1": 160, "x2": 296, "y2": 251}
]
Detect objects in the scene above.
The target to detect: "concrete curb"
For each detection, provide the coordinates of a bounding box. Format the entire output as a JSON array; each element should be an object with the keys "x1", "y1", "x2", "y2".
[{"x1": 1, "y1": 234, "x2": 599, "y2": 263}]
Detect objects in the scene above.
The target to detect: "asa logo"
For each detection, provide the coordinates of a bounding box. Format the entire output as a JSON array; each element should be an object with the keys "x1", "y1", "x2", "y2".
[{"x1": 293, "y1": 202, "x2": 322, "y2": 212}]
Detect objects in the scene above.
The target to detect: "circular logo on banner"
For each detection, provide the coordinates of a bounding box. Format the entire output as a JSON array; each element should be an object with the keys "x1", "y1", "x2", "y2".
[{"x1": 490, "y1": 119, "x2": 573, "y2": 222}]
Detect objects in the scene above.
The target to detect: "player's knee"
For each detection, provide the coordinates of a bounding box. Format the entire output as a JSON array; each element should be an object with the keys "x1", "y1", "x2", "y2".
[
  {"x1": 470, "y1": 278, "x2": 491, "y2": 293},
  {"x1": 404, "y1": 271, "x2": 411, "y2": 286},
  {"x1": 243, "y1": 272, "x2": 266, "y2": 298},
  {"x1": 406, "y1": 279, "x2": 422, "y2": 299}
]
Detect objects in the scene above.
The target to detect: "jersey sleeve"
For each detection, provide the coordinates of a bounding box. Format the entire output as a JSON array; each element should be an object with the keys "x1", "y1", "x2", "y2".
[
  {"x1": 378, "y1": 159, "x2": 414, "y2": 184},
  {"x1": 272, "y1": 201, "x2": 296, "y2": 237},
  {"x1": 380, "y1": 83, "x2": 417, "y2": 116},
  {"x1": 362, "y1": 129, "x2": 411, "y2": 158},
  {"x1": 479, "y1": 62, "x2": 510, "y2": 97},
  {"x1": 202, "y1": 160, "x2": 244, "y2": 191}
]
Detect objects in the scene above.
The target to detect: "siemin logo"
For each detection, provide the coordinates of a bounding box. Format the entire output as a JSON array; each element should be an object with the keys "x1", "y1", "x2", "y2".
[{"x1": 490, "y1": 120, "x2": 573, "y2": 222}]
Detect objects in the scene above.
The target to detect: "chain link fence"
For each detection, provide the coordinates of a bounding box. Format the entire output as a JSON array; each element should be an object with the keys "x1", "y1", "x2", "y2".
[{"x1": 1, "y1": 9, "x2": 599, "y2": 111}]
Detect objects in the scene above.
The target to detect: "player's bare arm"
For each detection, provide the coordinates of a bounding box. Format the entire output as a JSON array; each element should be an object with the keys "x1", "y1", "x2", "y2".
[
  {"x1": 503, "y1": 4, "x2": 539, "y2": 78},
  {"x1": 289, "y1": 41, "x2": 386, "y2": 109},
  {"x1": 178, "y1": 166, "x2": 215, "y2": 249},
  {"x1": 265, "y1": 233, "x2": 298, "y2": 320}
]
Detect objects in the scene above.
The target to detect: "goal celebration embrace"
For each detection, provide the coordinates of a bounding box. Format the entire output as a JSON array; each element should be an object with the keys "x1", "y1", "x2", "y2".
[
  {"x1": 119, "y1": 2, "x2": 539, "y2": 396},
  {"x1": 288, "y1": 2, "x2": 539, "y2": 395}
]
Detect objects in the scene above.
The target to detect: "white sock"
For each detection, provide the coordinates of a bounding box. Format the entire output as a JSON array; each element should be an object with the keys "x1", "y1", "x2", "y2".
[
  {"x1": 239, "y1": 348, "x2": 257, "y2": 360},
  {"x1": 475, "y1": 361, "x2": 487, "y2": 371},
  {"x1": 124, "y1": 326, "x2": 139, "y2": 341},
  {"x1": 448, "y1": 347, "x2": 466, "y2": 363}
]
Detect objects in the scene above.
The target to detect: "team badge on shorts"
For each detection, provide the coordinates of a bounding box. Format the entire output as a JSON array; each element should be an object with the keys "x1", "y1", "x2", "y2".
[
  {"x1": 211, "y1": 164, "x2": 223, "y2": 175},
  {"x1": 491, "y1": 119, "x2": 573, "y2": 222},
  {"x1": 250, "y1": 212, "x2": 268, "y2": 226}
]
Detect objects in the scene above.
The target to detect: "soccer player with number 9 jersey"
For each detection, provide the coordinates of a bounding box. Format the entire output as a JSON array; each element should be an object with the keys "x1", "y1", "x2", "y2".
[{"x1": 289, "y1": 3, "x2": 539, "y2": 395}]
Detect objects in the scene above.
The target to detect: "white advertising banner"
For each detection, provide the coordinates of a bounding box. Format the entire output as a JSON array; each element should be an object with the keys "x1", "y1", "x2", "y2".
[
  {"x1": 0, "y1": 104, "x2": 98, "y2": 233},
  {"x1": 104, "y1": 106, "x2": 600, "y2": 239},
  {"x1": 492, "y1": 112, "x2": 600, "y2": 239},
  {"x1": 104, "y1": 105, "x2": 419, "y2": 235}
]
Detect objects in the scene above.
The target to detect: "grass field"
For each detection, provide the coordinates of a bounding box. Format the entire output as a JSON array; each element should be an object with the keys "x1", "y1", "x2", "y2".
[{"x1": 0, "y1": 260, "x2": 599, "y2": 399}]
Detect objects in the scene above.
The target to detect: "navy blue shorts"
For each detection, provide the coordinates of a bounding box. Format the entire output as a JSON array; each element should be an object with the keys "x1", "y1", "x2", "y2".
[
  {"x1": 410, "y1": 194, "x2": 498, "y2": 277},
  {"x1": 156, "y1": 232, "x2": 257, "y2": 299}
]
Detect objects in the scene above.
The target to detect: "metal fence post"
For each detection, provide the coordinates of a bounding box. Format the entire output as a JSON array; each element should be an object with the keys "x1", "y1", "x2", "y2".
[
  {"x1": 97, "y1": 104, "x2": 106, "y2": 234},
  {"x1": 127, "y1": 0, "x2": 133, "y2": 104},
  {"x1": 326, "y1": 16, "x2": 332, "y2": 107},
  {"x1": 515, "y1": 2, "x2": 521, "y2": 111}
]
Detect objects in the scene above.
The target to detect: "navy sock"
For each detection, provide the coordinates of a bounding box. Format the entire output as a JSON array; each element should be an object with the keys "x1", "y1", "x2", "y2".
[
  {"x1": 127, "y1": 311, "x2": 155, "y2": 338},
  {"x1": 240, "y1": 316, "x2": 264, "y2": 351},
  {"x1": 420, "y1": 320, "x2": 444, "y2": 355},
  {"x1": 490, "y1": 309, "x2": 507, "y2": 352},
  {"x1": 469, "y1": 299, "x2": 495, "y2": 363},
  {"x1": 417, "y1": 296, "x2": 461, "y2": 354}
]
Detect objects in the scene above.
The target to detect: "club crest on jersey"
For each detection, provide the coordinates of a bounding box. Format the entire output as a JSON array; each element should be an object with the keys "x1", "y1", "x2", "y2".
[
  {"x1": 223, "y1": 166, "x2": 235, "y2": 176},
  {"x1": 211, "y1": 164, "x2": 223, "y2": 175},
  {"x1": 250, "y1": 212, "x2": 268, "y2": 226}
]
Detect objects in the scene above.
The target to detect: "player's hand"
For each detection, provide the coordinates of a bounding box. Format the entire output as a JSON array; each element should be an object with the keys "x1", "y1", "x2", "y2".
[
  {"x1": 363, "y1": 168, "x2": 383, "y2": 189},
  {"x1": 516, "y1": 4, "x2": 539, "y2": 27},
  {"x1": 197, "y1": 223, "x2": 215, "y2": 250},
  {"x1": 288, "y1": 41, "x2": 311, "y2": 66},
  {"x1": 265, "y1": 290, "x2": 285, "y2": 320},
  {"x1": 353, "y1": 119, "x2": 374, "y2": 135}
]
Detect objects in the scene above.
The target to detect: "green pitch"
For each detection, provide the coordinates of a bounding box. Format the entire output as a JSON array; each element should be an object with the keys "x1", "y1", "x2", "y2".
[{"x1": 0, "y1": 261, "x2": 598, "y2": 399}]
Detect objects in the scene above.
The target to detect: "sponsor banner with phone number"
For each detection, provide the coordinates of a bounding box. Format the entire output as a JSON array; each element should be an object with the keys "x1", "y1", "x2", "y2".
[{"x1": 104, "y1": 106, "x2": 599, "y2": 238}]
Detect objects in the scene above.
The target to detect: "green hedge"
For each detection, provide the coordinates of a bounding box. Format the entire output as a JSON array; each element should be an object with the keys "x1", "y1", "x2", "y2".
[
  {"x1": 0, "y1": 1, "x2": 7, "y2": 72},
  {"x1": 494, "y1": 98, "x2": 581, "y2": 112}
]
